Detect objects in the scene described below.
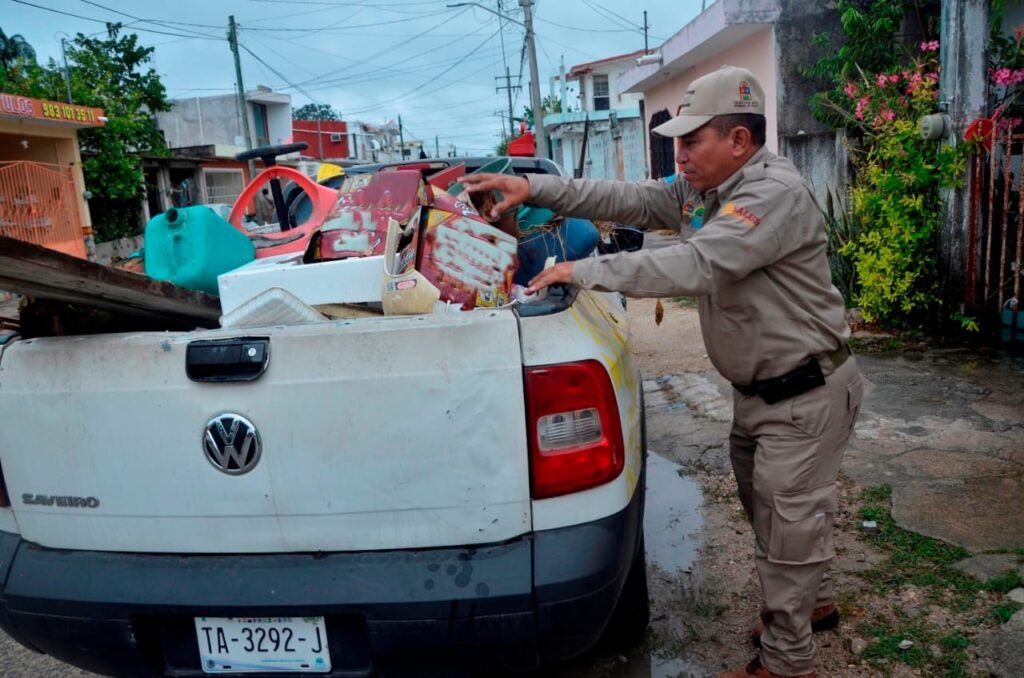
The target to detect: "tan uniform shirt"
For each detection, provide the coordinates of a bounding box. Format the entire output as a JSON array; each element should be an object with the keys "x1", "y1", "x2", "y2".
[{"x1": 527, "y1": 146, "x2": 850, "y2": 385}]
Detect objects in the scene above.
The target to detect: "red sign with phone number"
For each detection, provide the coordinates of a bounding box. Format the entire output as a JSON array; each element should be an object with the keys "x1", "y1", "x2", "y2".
[{"x1": 0, "y1": 92, "x2": 105, "y2": 127}]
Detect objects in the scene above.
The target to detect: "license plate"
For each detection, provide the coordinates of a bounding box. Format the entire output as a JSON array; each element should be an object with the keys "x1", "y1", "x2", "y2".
[{"x1": 194, "y1": 616, "x2": 331, "y2": 674}]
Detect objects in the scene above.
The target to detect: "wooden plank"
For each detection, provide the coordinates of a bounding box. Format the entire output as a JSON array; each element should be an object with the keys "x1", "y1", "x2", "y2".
[{"x1": 0, "y1": 235, "x2": 220, "y2": 327}]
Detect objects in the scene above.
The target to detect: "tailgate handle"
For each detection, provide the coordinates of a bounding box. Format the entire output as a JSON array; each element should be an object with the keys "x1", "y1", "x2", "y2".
[{"x1": 186, "y1": 337, "x2": 269, "y2": 383}]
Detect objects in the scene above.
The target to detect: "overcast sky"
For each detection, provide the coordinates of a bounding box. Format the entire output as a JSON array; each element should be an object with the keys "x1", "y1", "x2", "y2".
[{"x1": 5, "y1": 0, "x2": 704, "y2": 155}]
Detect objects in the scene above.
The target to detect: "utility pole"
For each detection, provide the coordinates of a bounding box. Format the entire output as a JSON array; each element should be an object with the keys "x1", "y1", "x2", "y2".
[
  {"x1": 397, "y1": 115, "x2": 405, "y2": 160},
  {"x1": 520, "y1": 0, "x2": 547, "y2": 159},
  {"x1": 495, "y1": 66, "x2": 521, "y2": 139},
  {"x1": 643, "y1": 10, "x2": 649, "y2": 52},
  {"x1": 58, "y1": 36, "x2": 72, "y2": 104},
  {"x1": 227, "y1": 16, "x2": 256, "y2": 180},
  {"x1": 435, "y1": 135, "x2": 440, "y2": 157}
]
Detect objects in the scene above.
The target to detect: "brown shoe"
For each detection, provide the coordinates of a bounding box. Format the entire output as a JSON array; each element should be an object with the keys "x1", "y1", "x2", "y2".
[
  {"x1": 750, "y1": 604, "x2": 839, "y2": 647},
  {"x1": 718, "y1": 656, "x2": 817, "y2": 678}
]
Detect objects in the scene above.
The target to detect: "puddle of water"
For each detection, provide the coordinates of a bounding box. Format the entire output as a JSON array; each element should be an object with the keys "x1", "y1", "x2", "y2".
[{"x1": 643, "y1": 451, "x2": 702, "y2": 574}]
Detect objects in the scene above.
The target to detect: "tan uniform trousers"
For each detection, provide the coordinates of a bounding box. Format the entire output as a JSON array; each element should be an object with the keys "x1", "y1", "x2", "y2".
[{"x1": 729, "y1": 356, "x2": 863, "y2": 676}]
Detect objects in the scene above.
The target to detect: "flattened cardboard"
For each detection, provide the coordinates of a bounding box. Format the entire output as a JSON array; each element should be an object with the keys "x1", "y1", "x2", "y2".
[{"x1": 381, "y1": 217, "x2": 440, "y2": 316}]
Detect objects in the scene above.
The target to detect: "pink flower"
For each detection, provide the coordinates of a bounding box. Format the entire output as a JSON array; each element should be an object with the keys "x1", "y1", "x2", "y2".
[
  {"x1": 920, "y1": 40, "x2": 939, "y2": 52},
  {"x1": 844, "y1": 81, "x2": 857, "y2": 98},
  {"x1": 877, "y1": 74, "x2": 889, "y2": 87},
  {"x1": 888, "y1": 74, "x2": 900, "y2": 84},
  {"x1": 855, "y1": 96, "x2": 870, "y2": 120},
  {"x1": 991, "y1": 67, "x2": 1024, "y2": 87},
  {"x1": 881, "y1": 108, "x2": 895, "y2": 121}
]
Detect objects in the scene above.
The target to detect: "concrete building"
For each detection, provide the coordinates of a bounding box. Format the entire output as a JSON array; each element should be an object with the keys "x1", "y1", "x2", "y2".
[
  {"x1": 616, "y1": 0, "x2": 844, "y2": 201},
  {"x1": 0, "y1": 92, "x2": 104, "y2": 259},
  {"x1": 546, "y1": 51, "x2": 649, "y2": 181},
  {"x1": 292, "y1": 119, "x2": 351, "y2": 162},
  {"x1": 157, "y1": 86, "x2": 293, "y2": 158},
  {"x1": 151, "y1": 86, "x2": 298, "y2": 218}
]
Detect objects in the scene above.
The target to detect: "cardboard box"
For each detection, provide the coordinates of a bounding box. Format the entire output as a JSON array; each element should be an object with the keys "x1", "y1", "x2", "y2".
[
  {"x1": 317, "y1": 171, "x2": 423, "y2": 260},
  {"x1": 416, "y1": 191, "x2": 517, "y2": 311}
]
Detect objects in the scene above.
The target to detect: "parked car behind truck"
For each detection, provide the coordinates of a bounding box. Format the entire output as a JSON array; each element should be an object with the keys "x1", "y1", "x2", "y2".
[{"x1": 0, "y1": 157, "x2": 649, "y2": 676}]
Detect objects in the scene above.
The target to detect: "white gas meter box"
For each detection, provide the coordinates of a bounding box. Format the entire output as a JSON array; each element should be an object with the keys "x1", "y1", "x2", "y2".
[{"x1": 217, "y1": 252, "x2": 385, "y2": 315}]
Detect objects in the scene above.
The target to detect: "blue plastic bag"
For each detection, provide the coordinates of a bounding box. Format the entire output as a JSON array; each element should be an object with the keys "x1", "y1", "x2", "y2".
[{"x1": 514, "y1": 217, "x2": 600, "y2": 286}]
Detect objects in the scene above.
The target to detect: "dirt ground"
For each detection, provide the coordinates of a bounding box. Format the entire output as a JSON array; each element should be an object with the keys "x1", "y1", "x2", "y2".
[{"x1": 588, "y1": 297, "x2": 1024, "y2": 678}]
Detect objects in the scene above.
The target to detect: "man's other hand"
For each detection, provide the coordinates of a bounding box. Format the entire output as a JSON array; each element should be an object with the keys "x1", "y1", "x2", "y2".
[
  {"x1": 527, "y1": 261, "x2": 574, "y2": 295},
  {"x1": 460, "y1": 173, "x2": 530, "y2": 220}
]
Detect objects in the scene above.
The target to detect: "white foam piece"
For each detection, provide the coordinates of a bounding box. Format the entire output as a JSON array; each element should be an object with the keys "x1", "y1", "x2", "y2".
[{"x1": 218, "y1": 253, "x2": 385, "y2": 315}]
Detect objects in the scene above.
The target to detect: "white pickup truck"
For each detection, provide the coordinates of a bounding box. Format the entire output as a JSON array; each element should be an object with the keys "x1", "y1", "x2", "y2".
[{"x1": 0, "y1": 157, "x2": 648, "y2": 676}]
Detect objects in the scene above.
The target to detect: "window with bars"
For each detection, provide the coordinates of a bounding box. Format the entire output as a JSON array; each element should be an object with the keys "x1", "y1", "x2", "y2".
[
  {"x1": 203, "y1": 169, "x2": 245, "y2": 206},
  {"x1": 592, "y1": 74, "x2": 610, "y2": 111},
  {"x1": 649, "y1": 109, "x2": 675, "y2": 180}
]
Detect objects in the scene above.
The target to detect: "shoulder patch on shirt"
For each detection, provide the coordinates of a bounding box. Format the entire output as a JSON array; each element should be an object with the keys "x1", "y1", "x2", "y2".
[
  {"x1": 682, "y1": 201, "x2": 705, "y2": 229},
  {"x1": 721, "y1": 202, "x2": 762, "y2": 228}
]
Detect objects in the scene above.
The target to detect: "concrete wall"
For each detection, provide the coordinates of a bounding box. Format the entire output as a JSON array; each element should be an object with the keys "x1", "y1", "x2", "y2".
[
  {"x1": 576, "y1": 62, "x2": 646, "y2": 112},
  {"x1": 774, "y1": 0, "x2": 844, "y2": 207},
  {"x1": 159, "y1": 95, "x2": 292, "y2": 150},
  {"x1": 264, "y1": 103, "x2": 292, "y2": 147},
  {"x1": 94, "y1": 234, "x2": 144, "y2": 265},
  {"x1": 642, "y1": 26, "x2": 779, "y2": 154},
  {"x1": 293, "y1": 120, "x2": 350, "y2": 159},
  {"x1": 940, "y1": 0, "x2": 991, "y2": 311},
  {"x1": 158, "y1": 95, "x2": 243, "y2": 149}
]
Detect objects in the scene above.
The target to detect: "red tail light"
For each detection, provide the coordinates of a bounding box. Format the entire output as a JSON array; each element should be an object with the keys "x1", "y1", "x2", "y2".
[{"x1": 525, "y1": 360, "x2": 624, "y2": 499}]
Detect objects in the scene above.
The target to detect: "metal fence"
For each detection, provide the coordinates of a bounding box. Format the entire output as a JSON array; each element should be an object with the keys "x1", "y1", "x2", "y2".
[
  {"x1": 970, "y1": 127, "x2": 1024, "y2": 343},
  {"x1": 0, "y1": 161, "x2": 83, "y2": 248}
]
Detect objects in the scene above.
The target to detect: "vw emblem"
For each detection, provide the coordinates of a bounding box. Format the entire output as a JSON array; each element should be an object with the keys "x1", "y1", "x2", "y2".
[{"x1": 202, "y1": 413, "x2": 262, "y2": 475}]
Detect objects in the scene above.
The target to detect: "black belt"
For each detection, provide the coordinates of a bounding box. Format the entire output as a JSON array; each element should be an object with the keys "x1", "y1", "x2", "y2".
[{"x1": 733, "y1": 345, "x2": 852, "y2": 404}]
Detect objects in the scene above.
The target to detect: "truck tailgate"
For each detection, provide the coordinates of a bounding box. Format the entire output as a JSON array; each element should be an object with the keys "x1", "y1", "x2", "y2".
[{"x1": 0, "y1": 311, "x2": 531, "y2": 553}]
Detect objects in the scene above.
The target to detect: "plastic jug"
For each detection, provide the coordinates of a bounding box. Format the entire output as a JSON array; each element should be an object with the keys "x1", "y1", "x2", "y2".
[{"x1": 145, "y1": 206, "x2": 255, "y2": 294}]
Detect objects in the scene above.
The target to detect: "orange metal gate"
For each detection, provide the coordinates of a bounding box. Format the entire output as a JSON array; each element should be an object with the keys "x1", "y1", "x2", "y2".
[{"x1": 0, "y1": 160, "x2": 84, "y2": 251}]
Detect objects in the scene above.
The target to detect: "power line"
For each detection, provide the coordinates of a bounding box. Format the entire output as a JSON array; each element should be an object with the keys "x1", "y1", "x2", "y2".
[
  {"x1": 78, "y1": 0, "x2": 225, "y2": 35},
  {"x1": 236, "y1": 14, "x2": 453, "y2": 32},
  {"x1": 581, "y1": 0, "x2": 640, "y2": 32},
  {"x1": 273, "y1": 7, "x2": 468, "y2": 89},
  {"x1": 10, "y1": 0, "x2": 221, "y2": 40},
  {"x1": 238, "y1": 42, "x2": 329, "y2": 107},
  {"x1": 305, "y1": 24, "x2": 505, "y2": 116},
  {"x1": 536, "y1": 16, "x2": 637, "y2": 34}
]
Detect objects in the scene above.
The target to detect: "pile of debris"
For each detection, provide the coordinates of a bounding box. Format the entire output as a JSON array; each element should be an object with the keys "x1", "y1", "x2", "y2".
[{"x1": 2, "y1": 158, "x2": 602, "y2": 338}]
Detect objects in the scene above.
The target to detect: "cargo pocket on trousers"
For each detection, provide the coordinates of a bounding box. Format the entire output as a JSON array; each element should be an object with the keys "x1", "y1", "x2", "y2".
[{"x1": 768, "y1": 483, "x2": 838, "y2": 565}]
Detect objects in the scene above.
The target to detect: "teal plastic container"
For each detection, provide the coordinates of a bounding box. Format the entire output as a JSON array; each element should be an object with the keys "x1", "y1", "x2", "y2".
[{"x1": 144, "y1": 206, "x2": 255, "y2": 295}]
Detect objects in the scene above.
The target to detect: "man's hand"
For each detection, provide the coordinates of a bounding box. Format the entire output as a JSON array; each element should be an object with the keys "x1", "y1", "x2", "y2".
[
  {"x1": 527, "y1": 261, "x2": 574, "y2": 295},
  {"x1": 460, "y1": 173, "x2": 530, "y2": 220}
]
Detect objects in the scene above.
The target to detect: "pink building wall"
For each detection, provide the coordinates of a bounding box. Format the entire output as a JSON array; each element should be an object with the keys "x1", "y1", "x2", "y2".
[{"x1": 643, "y1": 27, "x2": 778, "y2": 154}]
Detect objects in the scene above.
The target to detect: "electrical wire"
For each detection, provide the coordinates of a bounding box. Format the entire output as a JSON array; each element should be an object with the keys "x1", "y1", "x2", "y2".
[
  {"x1": 238, "y1": 43, "x2": 330, "y2": 106},
  {"x1": 10, "y1": 0, "x2": 222, "y2": 40},
  {"x1": 266, "y1": 6, "x2": 469, "y2": 89},
  {"x1": 303, "y1": 24, "x2": 505, "y2": 116}
]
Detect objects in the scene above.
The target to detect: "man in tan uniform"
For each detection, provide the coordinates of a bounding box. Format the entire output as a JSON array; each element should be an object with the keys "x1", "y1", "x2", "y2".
[{"x1": 463, "y1": 66, "x2": 863, "y2": 678}]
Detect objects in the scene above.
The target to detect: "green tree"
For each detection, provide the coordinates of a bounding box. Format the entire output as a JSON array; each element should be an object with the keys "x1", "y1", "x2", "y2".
[
  {"x1": 0, "y1": 27, "x2": 36, "y2": 75},
  {"x1": 522, "y1": 95, "x2": 563, "y2": 128},
  {"x1": 65, "y1": 23, "x2": 170, "y2": 241},
  {"x1": 293, "y1": 103, "x2": 340, "y2": 120}
]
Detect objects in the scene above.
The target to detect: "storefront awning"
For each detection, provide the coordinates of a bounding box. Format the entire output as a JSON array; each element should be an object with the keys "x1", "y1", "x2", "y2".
[{"x1": 0, "y1": 93, "x2": 105, "y2": 129}]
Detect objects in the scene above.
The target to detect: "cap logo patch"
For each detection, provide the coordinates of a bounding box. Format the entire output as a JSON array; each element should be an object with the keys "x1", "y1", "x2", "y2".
[
  {"x1": 735, "y1": 80, "x2": 757, "y2": 109},
  {"x1": 722, "y1": 202, "x2": 761, "y2": 228}
]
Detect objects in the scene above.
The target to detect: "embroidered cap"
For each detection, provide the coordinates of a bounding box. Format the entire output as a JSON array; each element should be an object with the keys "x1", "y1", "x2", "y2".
[{"x1": 653, "y1": 65, "x2": 766, "y2": 138}]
